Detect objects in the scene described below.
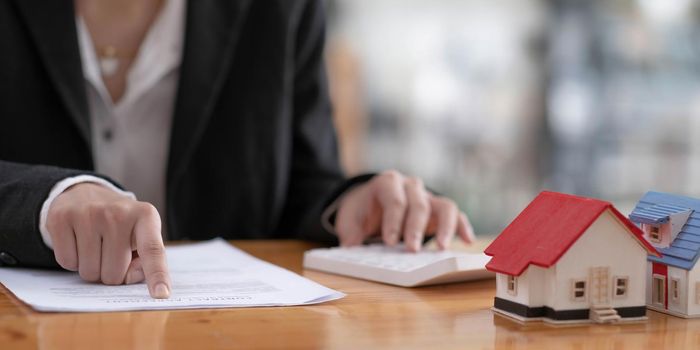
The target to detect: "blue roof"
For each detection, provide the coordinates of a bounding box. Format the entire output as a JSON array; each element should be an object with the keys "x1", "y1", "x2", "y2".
[
  {"x1": 631, "y1": 191, "x2": 700, "y2": 270},
  {"x1": 629, "y1": 203, "x2": 691, "y2": 224}
]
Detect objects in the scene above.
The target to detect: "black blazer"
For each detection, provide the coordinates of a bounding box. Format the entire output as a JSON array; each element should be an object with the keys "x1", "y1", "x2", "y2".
[{"x1": 0, "y1": 0, "x2": 354, "y2": 268}]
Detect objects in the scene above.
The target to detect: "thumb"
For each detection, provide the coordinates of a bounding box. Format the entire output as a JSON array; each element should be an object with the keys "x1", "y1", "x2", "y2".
[
  {"x1": 335, "y1": 195, "x2": 375, "y2": 247},
  {"x1": 124, "y1": 254, "x2": 145, "y2": 285}
]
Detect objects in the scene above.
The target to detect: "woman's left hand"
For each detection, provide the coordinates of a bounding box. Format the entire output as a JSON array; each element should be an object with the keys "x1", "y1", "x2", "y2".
[{"x1": 334, "y1": 170, "x2": 475, "y2": 252}]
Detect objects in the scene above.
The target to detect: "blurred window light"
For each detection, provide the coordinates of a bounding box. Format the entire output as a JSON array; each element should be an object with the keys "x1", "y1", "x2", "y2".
[
  {"x1": 638, "y1": 0, "x2": 693, "y2": 24},
  {"x1": 326, "y1": 0, "x2": 700, "y2": 235},
  {"x1": 548, "y1": 81, "x2": 593, "y2": 143}
]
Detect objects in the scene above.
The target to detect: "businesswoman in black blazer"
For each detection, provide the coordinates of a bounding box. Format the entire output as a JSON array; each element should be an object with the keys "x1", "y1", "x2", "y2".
[{"x1": 0, "y1": 0, "x2": 473, "y2": 298}]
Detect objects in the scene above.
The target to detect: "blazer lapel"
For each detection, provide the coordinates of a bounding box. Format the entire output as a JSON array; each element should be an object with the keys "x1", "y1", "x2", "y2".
[
  {"x1": 13, "y1": 0, "x2": 91, "y2": 145},
  {"x1": 167, "y1": 0, "x2": 252, "y2": 191}
]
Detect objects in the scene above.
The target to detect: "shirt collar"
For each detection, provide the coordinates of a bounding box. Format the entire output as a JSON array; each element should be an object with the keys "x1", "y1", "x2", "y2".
[{"x1": 76, "y1": 0, "x2": 186, "y2": 110}]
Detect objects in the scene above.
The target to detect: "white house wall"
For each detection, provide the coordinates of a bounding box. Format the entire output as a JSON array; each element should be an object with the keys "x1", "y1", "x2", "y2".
[
  {"x1": 496, "y1": 271, "x2": 528, "y2": 305},
  {"x1": 645, "y1": 252, "x2": 700, "y2": 317},
  {"x1": 667, "y1": 266, "x2": 689, "y2": 315},
  {"x1": 550, "y1": 210, "x2": 648, "y2": 311},
  {"x1": 527, "y1": 265, "x2": 548, "y2": 306},
  {"x1": 495, "y1": 265, "x2": 547, "y2": 307},
  {"x1": 686, "y1": 265, "x2": 700, "y2": 316}
]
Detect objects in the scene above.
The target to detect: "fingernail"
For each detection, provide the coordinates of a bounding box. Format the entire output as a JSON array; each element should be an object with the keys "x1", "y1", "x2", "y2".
[{"x1": 154, "y1": 283, "x2": 170, "y2": 299}]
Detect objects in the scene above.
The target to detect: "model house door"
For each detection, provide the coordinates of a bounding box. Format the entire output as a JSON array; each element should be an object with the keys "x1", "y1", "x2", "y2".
[
  {"x1": 652, "y1": 262, "x2": 668, "y2": 309},
  {"x1": 652, "y1": 275, "x2": 666, "y2": 308},
  {"x1": 589, "y1": 267, "x2": 610, "y2": 305}
]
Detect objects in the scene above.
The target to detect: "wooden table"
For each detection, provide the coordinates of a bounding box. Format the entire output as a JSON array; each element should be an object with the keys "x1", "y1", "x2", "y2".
[{"x1": 2, "y1": 240, "x2": 700, "y2": 349}]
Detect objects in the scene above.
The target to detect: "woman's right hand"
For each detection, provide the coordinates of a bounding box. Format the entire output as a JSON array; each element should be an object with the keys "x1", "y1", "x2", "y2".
[{"x1": 46, "y1": 183, "x2": 171, "y2": 298}]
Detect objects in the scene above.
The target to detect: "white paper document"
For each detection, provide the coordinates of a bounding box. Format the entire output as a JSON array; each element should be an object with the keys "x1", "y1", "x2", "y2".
[{"x1": 0, "y1": 239, "x2": 344, "y2": 312}]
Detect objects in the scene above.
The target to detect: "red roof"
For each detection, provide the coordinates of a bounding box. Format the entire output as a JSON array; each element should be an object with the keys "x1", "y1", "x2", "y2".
[{"x1": 484, "y1": 191, "x2": 660, "y2": 276}]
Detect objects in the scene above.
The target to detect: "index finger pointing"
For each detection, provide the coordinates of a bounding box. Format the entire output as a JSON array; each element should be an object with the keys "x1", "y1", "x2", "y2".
[{"x1": 133, "y1": 203, "x2": 171, "y2": 299}]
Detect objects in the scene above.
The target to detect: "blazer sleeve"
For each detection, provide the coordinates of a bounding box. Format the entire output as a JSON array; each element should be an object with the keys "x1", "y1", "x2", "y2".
[
  {"x1": 0, "y1": 160, "x2": 101, "y2": 268},
  {"x1": 274, "y1": 0, "x2": 355, "y2": 243}
]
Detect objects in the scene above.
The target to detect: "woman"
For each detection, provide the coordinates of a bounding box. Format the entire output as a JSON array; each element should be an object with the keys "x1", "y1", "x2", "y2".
[{"x1": 0, "y1": 0, "x2": 473, "y2": 298}]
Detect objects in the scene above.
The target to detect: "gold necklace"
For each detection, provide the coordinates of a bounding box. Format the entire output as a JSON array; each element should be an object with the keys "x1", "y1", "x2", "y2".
[{"x1": 98, "y1": 45, "x2": 119, "y2": 77}]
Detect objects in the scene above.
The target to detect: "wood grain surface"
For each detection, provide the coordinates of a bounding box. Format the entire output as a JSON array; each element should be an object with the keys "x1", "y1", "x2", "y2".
[{"x1": 1, "y1": 239, "x2": 699, "y2": 349}]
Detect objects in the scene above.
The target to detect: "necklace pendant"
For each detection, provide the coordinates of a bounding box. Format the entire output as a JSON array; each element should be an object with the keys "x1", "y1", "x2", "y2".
[
  {"x1": 100, "y1": 57, "x2": 119, "y2": 77},
  {"x1": 99, "y1": 45, "x2": 119, "y2": 77}
]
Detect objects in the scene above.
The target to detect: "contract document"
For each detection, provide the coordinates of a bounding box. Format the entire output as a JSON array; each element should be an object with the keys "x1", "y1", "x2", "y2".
[{"x1": 0, "y1": 239, "x2": 344, "y2": 312}]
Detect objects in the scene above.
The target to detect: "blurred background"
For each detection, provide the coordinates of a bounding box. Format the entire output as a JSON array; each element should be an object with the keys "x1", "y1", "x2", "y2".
[{"x1": 323, "y1": 0, "x2": 700, "y2": 235}]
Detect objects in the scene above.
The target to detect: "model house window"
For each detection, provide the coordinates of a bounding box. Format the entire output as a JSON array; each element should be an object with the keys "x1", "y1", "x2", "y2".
[
  {"x1": 649, "y1": 225, "x2": 661, "y2": 243},
  {"x1": 614, "y1": 277, "x2": 628, "y2": 298},
  {"x1": 507, "y1": 275, "x2": 517, "y2": 295},
  {"x1": 672, "y1": 278, "x2": 680, "y2": 302},
  {"x1": 572, "y1": 280, "x2": 586, "y2": 301}
]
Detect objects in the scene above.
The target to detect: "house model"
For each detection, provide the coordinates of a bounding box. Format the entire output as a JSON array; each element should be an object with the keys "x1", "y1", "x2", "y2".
[
  {"x1": 484, "y1": 191, "x2": 660, "y2": 324},
  {"x1": 629, "y1": 191, "x2": 700, "y2": 318}
]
